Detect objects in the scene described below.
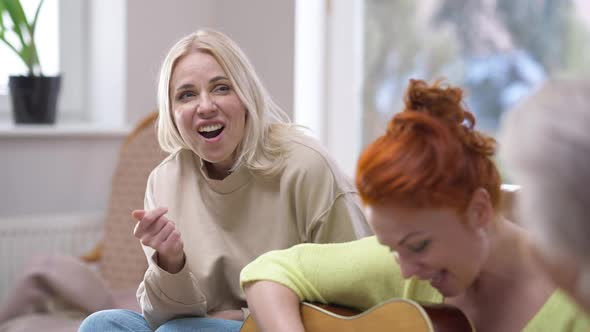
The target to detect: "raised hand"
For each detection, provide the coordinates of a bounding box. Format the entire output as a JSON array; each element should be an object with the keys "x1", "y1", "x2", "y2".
[{"x1": 132, "y1": 207, "x2": 185, "y2": 273}]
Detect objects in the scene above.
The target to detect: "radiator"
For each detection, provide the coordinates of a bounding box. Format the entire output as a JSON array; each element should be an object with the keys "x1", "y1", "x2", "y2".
[{"x1": 0, "y1": 213, "x2": 104, "y2": 302}]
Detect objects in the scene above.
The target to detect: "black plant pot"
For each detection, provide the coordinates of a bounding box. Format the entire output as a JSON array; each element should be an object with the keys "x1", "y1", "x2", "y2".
[{"x1": 8, "y1": 75, "x2": 62, "y2": 124}]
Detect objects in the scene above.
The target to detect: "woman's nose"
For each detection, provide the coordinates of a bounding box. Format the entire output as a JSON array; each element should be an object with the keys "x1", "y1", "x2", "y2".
[
  {"x1": 196, "y1": 94, "x2": 217, "y2": 117},
  {"x1": 396, "y1": 253, "x2": 423, "y2": 279}
]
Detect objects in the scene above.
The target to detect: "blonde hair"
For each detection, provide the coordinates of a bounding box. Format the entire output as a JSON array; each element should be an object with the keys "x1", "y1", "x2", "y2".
[
  {"x1": 157, "y1": 29, "x2": 303, "y2": 175},
  {"x1": 499, "y1": 80, "x2": 590, "y2": 267}
]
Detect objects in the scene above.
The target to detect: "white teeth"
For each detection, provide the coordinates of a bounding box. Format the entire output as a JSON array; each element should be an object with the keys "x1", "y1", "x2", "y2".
[{"x1": 198, "y1": 124, "x2": 223, "y2": 132}]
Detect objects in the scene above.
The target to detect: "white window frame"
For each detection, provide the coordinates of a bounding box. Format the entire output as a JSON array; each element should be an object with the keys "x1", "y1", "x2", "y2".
[
  {"x1": 294, "y1": 0, "x2": 363, "y2": 177},
  {"x1": 0, "y1": 0, "x2": 88, "y2": 122}
]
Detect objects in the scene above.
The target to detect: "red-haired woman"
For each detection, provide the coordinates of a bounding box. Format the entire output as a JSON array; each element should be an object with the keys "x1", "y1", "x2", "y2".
[{"x1": 239, "y1": 80, "x2": 590, "y2": 332}]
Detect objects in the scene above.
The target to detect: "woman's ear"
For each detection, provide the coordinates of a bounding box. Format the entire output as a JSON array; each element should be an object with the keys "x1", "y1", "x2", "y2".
[{"x1": 466, "y1": 188, "x2": 493, "y2": 230}]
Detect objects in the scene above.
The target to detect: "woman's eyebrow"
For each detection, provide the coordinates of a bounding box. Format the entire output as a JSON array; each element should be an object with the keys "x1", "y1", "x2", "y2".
[
  {"x1": 209, "y1": 76, "x2": 229, "y2": 83},
  {"x1": 175, "y1": 83, "x2": 195, "y2": 91}
]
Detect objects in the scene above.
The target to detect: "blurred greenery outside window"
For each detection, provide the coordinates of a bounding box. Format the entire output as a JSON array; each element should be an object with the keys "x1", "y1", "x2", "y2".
[{"x1": 362, "y1": 0, "x2": 590, "y2": 182}]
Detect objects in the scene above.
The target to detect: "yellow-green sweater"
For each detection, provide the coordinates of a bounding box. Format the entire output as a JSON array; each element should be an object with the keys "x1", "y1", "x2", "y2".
[{"x1": 241, "y1": 236, "x2": 590, "y2": 331}]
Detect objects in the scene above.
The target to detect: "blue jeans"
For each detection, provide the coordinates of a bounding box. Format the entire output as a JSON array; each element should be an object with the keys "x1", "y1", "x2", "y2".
[{"x1": 78, "y1": 309, "x2": 242, "y2": 332}]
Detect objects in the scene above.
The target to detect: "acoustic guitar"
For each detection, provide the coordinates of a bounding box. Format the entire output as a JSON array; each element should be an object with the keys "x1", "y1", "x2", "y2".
[{"x1": 240, "y1": 298, "x2": 475, "y2": 332}]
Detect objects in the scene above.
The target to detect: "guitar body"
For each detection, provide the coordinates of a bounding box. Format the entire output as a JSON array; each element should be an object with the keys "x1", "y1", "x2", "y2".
[{"x1": 240, "y1": 298, "x2": 475, "y2": 332}]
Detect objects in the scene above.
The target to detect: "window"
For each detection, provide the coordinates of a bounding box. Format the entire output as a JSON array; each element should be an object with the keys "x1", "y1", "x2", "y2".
[
  {"x1": 308, "y1": 0, "x2": 590, "y2": 177},
  {"x1": 361, "y1": 0, "x2": 590, "y2": 145},
  {"x1": 0, "y1": 0, "x2": 87, "y2": 122},
  {"x1": 359, "y1": 0, "x2": 590, "y2": 180},
  {"x1": 295, "y1": 0, "x2": 364, "y2": 176}
]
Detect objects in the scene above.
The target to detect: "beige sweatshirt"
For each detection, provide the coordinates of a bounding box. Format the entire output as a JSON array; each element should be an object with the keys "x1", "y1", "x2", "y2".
[{"x1": 136, "y1": 135, "x2": 371, "y2": 329}]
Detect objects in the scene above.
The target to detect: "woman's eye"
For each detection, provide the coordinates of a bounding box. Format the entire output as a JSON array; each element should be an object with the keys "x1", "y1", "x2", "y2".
[
  {"x1": 177, "y1": 91, "x2": 196, "y2": 100},
  {"x1": 213, "y1": 85, "x2": 230, "y2": 93},
  {"x1": 409, "y1": 240, "x2": 430, "y2": 253}
]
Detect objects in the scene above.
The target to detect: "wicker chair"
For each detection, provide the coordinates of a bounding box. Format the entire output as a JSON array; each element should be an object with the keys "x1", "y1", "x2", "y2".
[
  {"x1": 85, "y1": 112, "x2": 165, "y2": 290},
  {"x1": 0, "y1": 112, "x2": 167, "y2": 332}
]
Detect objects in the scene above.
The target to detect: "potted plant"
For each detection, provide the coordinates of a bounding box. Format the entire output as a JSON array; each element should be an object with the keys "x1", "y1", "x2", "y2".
[{"x1": 0, "y1": 0, "x2": 61, "y2": 124}]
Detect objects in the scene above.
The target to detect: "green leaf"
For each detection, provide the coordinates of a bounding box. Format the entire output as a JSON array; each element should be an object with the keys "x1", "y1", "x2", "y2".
[
  {"x1": 0, "y1": 34, "x2": 20, "y2": 56},
  {"x1": 3, "y1": 0, "x2": 28, "y2": 49},
  {"x1": 29, "y1": 0, "x2": 43, "y2": 75},
  {"x1": 29, "y1": 40, "x2": 40, "y2": 75},
  {"x1": 2, "y1": 0, "x2": 41, "y2": 75},
  {"x1": 0, "y1": 0, "x2": 44, "y2": 75},
  {"x1": 19, "y1": 42, "x2": 34, "y2": 74},
  {"x1": 0, "y1": 1, "x2": 6, "y2": 30},
  {"x1": 30, "y1": 0, "x2": 44, "y2": 36}
]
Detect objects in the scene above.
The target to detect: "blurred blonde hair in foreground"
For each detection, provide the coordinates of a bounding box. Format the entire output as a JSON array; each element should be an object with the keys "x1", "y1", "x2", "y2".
[{"x1": 499, "y1": 80, "x2": 590, "y2": 304}]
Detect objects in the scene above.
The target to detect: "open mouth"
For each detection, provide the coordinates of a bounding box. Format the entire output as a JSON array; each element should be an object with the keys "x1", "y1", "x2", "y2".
[
  {"x1": 198, "y1": 124, "x2": 224, "y2": 139},
  {"x1": 429, "y1": 269, "x2": 448, "y2": 288}
]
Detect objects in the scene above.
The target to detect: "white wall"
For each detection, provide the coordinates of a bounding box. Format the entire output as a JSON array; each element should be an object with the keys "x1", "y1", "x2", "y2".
[
  {"x1": 124, "y1": 0, "x2": 215, "y2": 125},
  {"x1": 208, "y1": 0, "x2": 295, "y2": 118},
  {"x1": 0, "y1": 131, "x2": 124, "y2": 217},
  {"x1": 0, "y1": 0, "x2": 295, "y2": 217},
  {"x1": 125, "y1": 0, "x2": 295, "y2": 124}
]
